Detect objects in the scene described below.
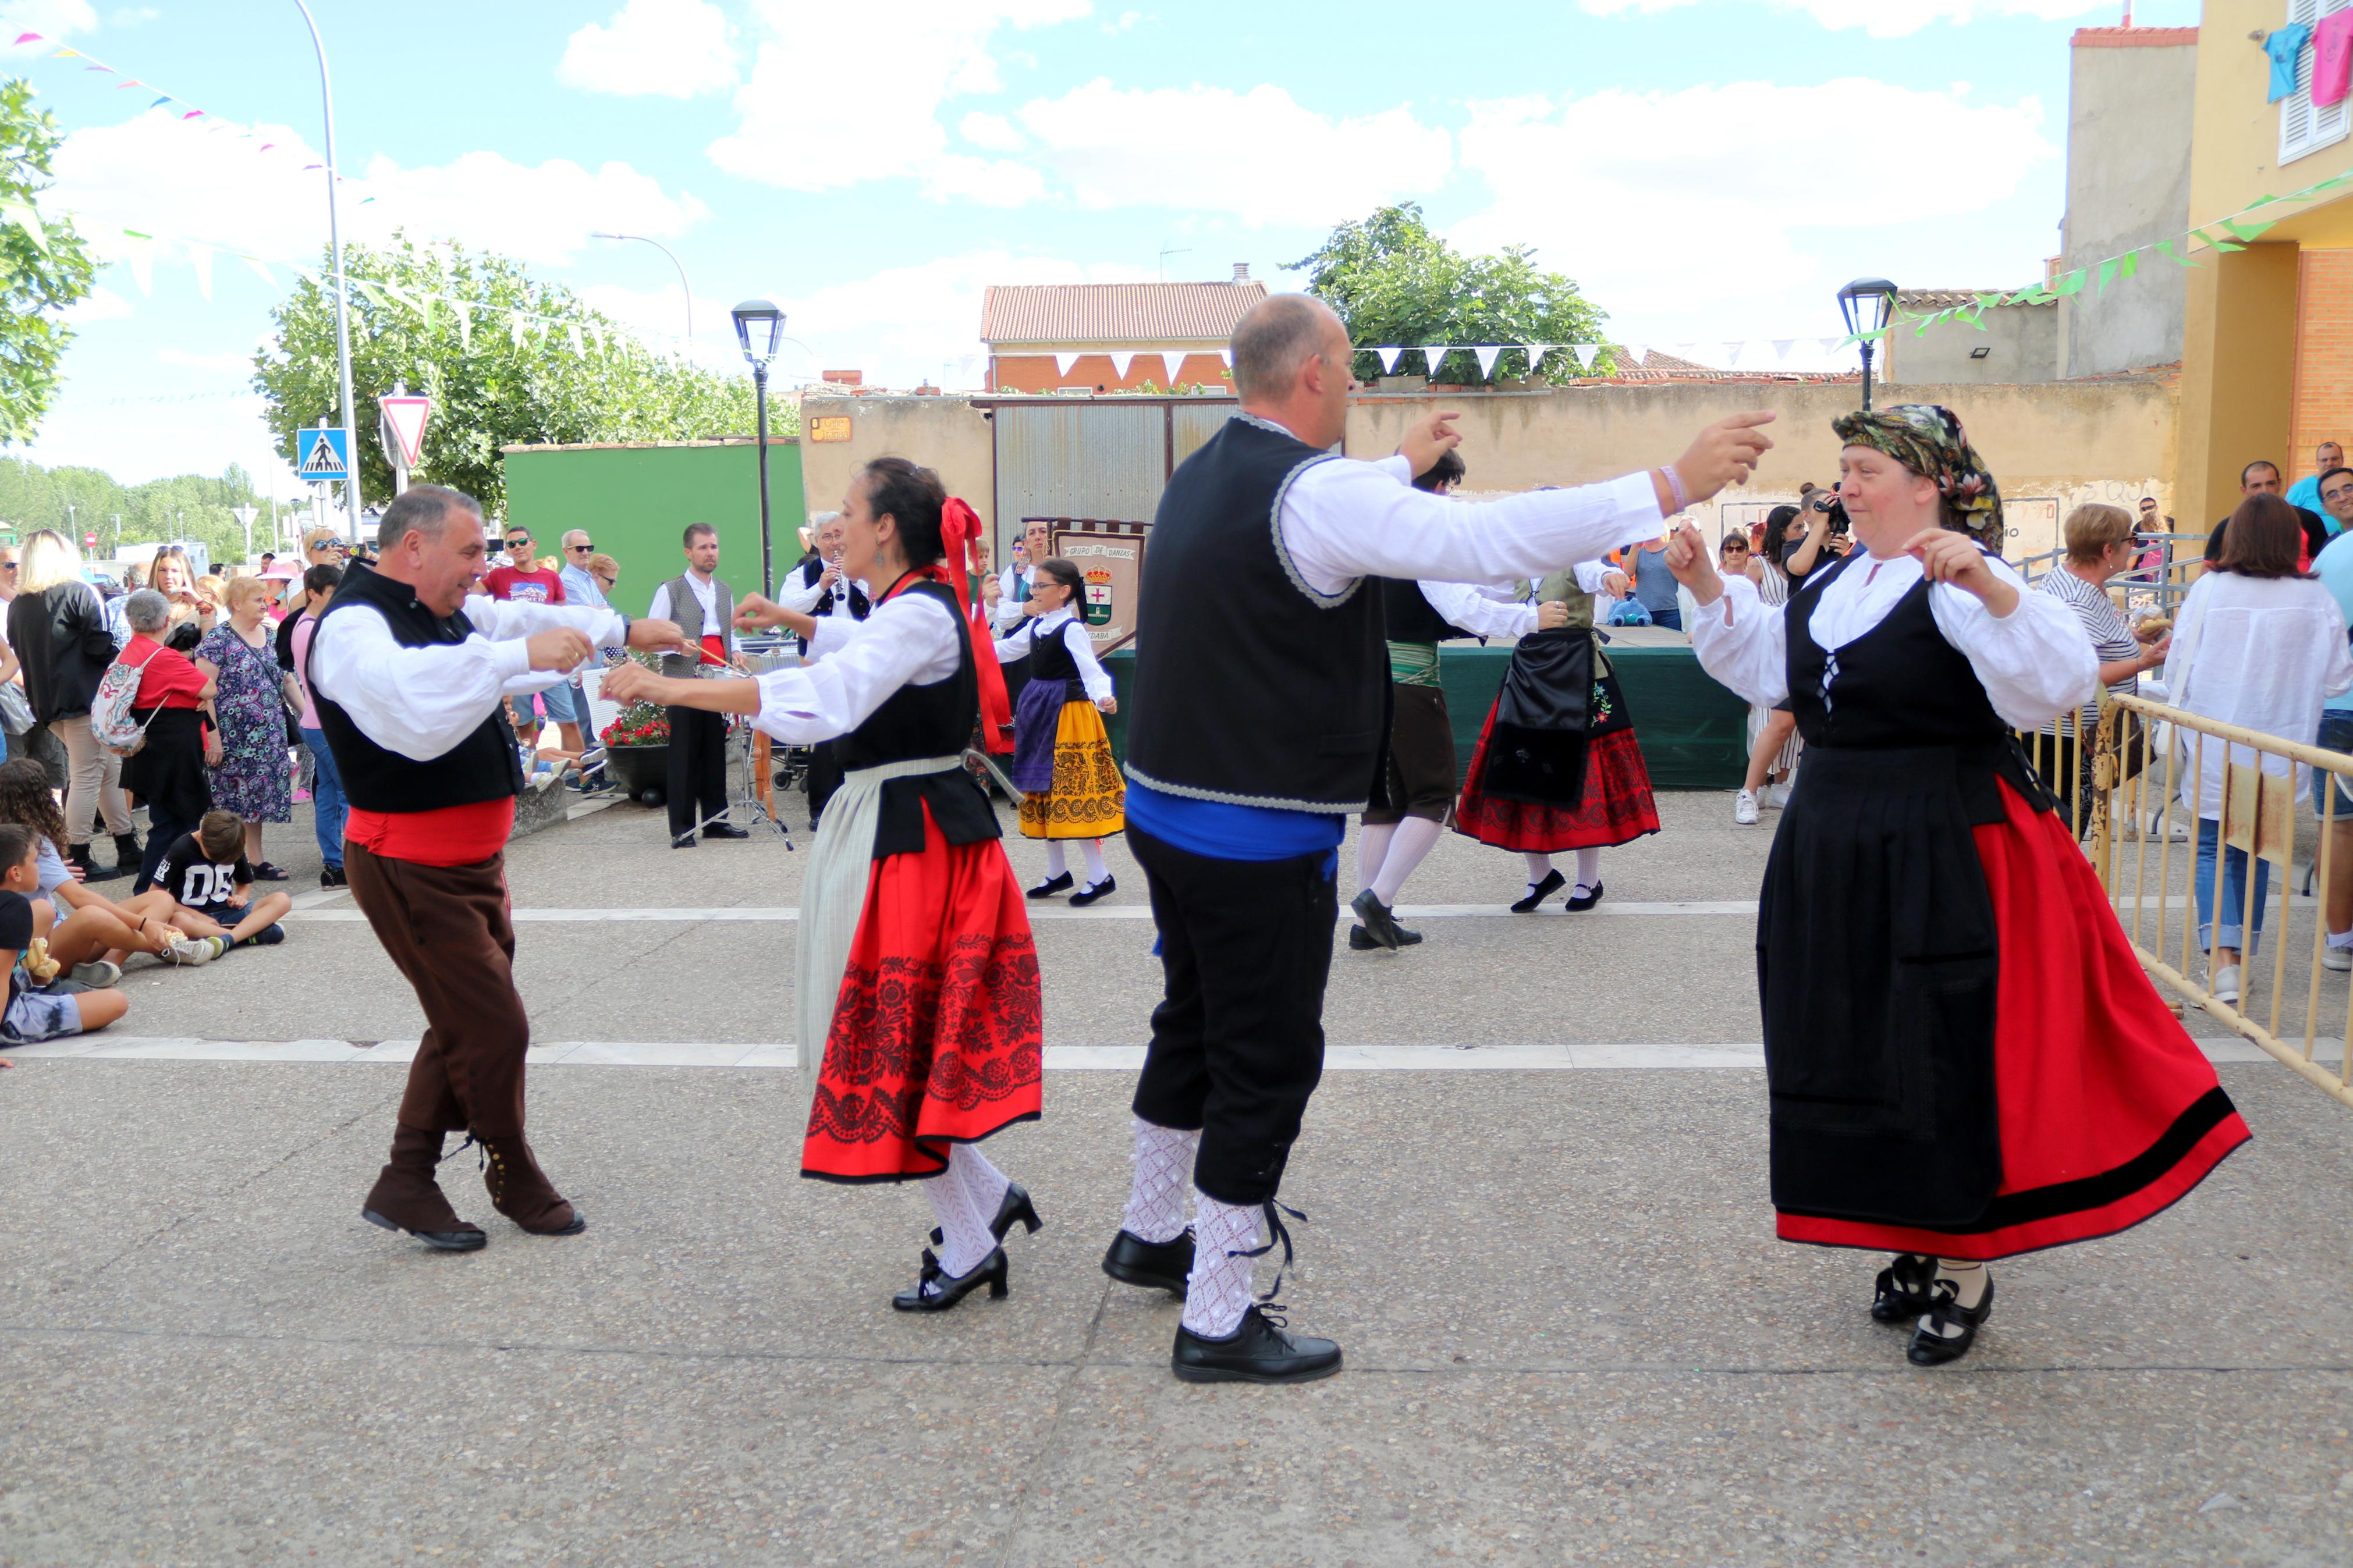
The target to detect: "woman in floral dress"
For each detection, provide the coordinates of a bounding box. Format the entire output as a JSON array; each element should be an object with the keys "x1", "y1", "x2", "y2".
[{"x1": 194, "y1": 577, "x2": 300, "y2": 881}]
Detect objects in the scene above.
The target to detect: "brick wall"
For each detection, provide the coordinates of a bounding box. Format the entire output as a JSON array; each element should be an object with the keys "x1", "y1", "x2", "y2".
[{"x1": 2291, "y1": 249, "x2": 2353, "y2": 482}]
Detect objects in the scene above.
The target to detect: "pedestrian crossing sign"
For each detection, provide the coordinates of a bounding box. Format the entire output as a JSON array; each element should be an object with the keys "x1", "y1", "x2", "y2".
[{"x1": 297, "y1": 426, "x2": 350, "y2": 480}]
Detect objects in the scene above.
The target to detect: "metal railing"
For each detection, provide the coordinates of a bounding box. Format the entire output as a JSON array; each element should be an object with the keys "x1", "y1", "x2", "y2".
[
  {"x1": 2082, "y1": 692, "x2": 2353, "y2": 1109},
  {"x1": 2013, "y1": 533, "x2": 2205, "y2": 619}
]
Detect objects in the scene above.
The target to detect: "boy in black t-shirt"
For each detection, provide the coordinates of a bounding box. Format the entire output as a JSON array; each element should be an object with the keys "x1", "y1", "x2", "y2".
[
  {"x1": 0, "y1": 823, "x2": 129, "y2": 1051},
  {"x1": 122, "y1": 810, "x2": 295, "y2": 957}
]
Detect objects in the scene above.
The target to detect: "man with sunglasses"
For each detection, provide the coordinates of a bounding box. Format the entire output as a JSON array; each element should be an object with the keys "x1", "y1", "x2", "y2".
[
  {"x1": 482, "y1": 528, "x2": 583, "y2": 757},
  {"x1": 556, "y1": 530, "x2": 612, "y2": 791}
]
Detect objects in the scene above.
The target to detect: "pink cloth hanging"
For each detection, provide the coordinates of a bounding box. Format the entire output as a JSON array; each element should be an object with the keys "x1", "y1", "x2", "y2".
[{"x1": 2317, "y1": 10, "x2": 2353, "y2": 108}]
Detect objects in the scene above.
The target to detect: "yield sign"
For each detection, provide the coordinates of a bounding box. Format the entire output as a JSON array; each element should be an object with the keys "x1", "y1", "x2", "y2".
[{"x1": 378, "y1": 392, "x2": 432, "y2": 468}]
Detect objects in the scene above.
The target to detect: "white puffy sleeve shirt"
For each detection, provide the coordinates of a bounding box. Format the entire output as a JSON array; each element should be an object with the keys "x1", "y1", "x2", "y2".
[
  {"x1": 991, "y1": 607, "x2": 1113, "y2": 702},
  {"x1": 1416, "y1": 579, "x2": 1541, "y2": 642},
  {"x1": 1686, "y1": 551, "x2": 2098, "y2": 731},
  {"x1": 308, "y1": 595, "x2": 628, "y2": 763},
  {"x1": 2161, "y1": 571, "x2": 2353, "y2": 815},
  {"x1": 746, "y1": 588, "x2": 963, "y2": 746}
]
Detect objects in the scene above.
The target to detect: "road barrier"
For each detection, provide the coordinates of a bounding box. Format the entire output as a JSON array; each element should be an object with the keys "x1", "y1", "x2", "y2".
[{"x1": 2084, "y1": 692, "x2": 2353, "y2": 1109}]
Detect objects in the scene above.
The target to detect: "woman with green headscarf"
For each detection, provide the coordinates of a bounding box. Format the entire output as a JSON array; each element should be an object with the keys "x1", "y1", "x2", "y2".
[{"x1": 1665, "y1": 403, "x2": 2251, "y2": 1368}]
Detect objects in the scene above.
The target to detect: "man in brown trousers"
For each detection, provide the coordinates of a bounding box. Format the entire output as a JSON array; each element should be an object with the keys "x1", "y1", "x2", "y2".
[{"x1": 308, "y1": 484, "x2": 683, "y2": 1250}]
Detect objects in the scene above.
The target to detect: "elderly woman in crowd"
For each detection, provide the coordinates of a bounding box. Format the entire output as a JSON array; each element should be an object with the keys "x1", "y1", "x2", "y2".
[
  {"x1": 115, "y1": 588, "x2": 218, "y2": 893},
  {"x1": 2032, "y1": 503, "x2": 2169, "y2": 838},
  {"x1": 2161, "y1": 492, "x2": 2353, "y2": 1005},
  {"x1": 7, "y1": 529, "x2": 139, "y2": 881},
  {"x1": 195, "y1": 575, "x2": 299, "y2": 881}
]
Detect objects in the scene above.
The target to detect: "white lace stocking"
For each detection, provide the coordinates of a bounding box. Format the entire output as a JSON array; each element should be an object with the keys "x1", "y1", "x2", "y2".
[
  {"x1": 950, "y1": 1142, "x2": 1010, "y2": 1225},
  {"x1": 922, "y1": 1168, "x2": 993, "y2": 1280},
  {"x1": 1181, "y1": 1191, "x2": 1263, "y2": 1339},
  {"x1": 1122, "y1": 1117, "x2": 1198, "y2": 1243}
]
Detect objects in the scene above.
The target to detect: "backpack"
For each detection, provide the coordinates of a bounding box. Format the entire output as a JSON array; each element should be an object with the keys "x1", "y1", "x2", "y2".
[{"x1": 93, "y1": 641, "x2": 166, "y2": 757}]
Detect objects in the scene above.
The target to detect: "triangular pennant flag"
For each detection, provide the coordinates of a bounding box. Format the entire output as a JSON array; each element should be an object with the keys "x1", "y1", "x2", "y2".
[
  {"x1": 1819, "y1": 337, "x2": 1843, "y2": 353},
  {"x1": 12, "y1": 32, "x2": 43, "y2": 44},
  {"x1": 239, "y1": 253, "x2": 275, "y2": 289},
  {"x1": 455, "y1": 303, "x2": 473, "y2": 353},
  {"x1": 1053, "y1": 352, "x2": 1079, "y2": 376},
  {"x1": 1216, "y1": 349, "x2": 1232, "y2": 368},
  {"x1": 184, "y1": 240, "x2": 212, "y2": 300},
  {"x1": 1473, "y1": 346, "x2": 1503, "y2": 379},
  {"x1": 1375, "y1": 346, "x2": 1403, "y2": 374},
  {"x1": 1625, "y1": 344, "x2": 1648, "y2": 367},
  {"x1": 354, "y1": 278, "x2": 389, "y2": 311},
  {"x1": 567, "y1": 323, "x2": 584, "y2": 354},
  {"x1": 2096, "y1": 258, "x2": 2118, "y2": 294},
  {"x1": 509, "y1": 309, "x2": 530, "y2": 347},
  {"x1": 126, "y1": 236, "x2": 154, "y2": 297},
  {"x1": 1771, "y1": 339, "x2": 1795, "y2": 361},
  {"x1": 1527, "y1": 346, "x2": 1550, "y2": 372},
  {"x1": 1111, "y1": 350, "x2": 1137, "y2": 379},
  {"x1": 1420, "y1": 346, "x2": 1450, "y2": 376},
  {"x1": 0, "y1": 200, "x2": 47, "y2": 254}
]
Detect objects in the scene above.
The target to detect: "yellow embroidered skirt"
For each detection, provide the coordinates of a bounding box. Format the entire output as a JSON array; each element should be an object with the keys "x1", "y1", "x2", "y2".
[{"x1": 1018, "y1": 701, "x2": 1126, "y2": 840}]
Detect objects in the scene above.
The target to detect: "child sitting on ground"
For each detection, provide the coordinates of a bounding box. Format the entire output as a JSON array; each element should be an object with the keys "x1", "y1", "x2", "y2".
[
  {"x1": 0, "y1": 759, "x2": 217, "y2": 977},
  {"x1": 0, "y1": 822, "x2": 129, "y2": 1048},
  {"x1": 119, "y1": 810, "x2": 293, "y2": 961}
]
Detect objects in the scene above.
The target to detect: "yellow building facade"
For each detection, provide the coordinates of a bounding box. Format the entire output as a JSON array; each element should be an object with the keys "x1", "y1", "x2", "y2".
[{"x1": 2181, "y1": 0, "x2": 2353, "y2": 526}]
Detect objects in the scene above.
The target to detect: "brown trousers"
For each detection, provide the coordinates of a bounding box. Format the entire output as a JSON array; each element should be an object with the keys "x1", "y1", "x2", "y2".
[{"x1": 346, "y1": 841, "x2": 531, "y2": 1138}]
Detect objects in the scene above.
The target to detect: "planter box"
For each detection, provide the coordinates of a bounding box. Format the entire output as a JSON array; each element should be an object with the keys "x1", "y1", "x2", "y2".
[{"x1": 606, "y1": 743, "x2": 669, "y2": 802}]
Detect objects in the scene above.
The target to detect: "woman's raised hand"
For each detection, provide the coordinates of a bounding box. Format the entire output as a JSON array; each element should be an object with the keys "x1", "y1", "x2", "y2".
[
  {"x1": 1662, "y1": 522, "x2": 1726, "y2": 605},
  {"x1": 733, "y1": 592, "x2": 787, "y2": 630},
  {"x1": 1905, "y1": 529, "x2": 2019, "y2": 616}
]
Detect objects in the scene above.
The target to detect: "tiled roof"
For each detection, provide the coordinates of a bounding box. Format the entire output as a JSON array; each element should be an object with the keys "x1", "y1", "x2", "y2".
[
  {"x1": 1896, "y1": 288, "x2": 2050, "y2": 311},
  {"x1": 2072, "y1": 25, "x2": 2196, "y2": 47},
  {"x1": 981, "y1": 282, "x2": 1269, "y2": 345}
]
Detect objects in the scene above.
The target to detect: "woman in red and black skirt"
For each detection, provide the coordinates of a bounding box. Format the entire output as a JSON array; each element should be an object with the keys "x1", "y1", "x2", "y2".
[
  {"x1": 605, "y1": 458, "x2": 1044, "y2": 1314},
  {"x1": 1670, "y1": 403, "x2": 2249, "y2": 1366},
  {"x1": 1454, "y1": 559, "x2": 1661, "y2": 913}
]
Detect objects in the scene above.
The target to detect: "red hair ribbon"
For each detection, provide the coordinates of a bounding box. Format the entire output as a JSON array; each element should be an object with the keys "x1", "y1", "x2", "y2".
[{"x1": 934, "y1": 496, "x2": 1014, "y2": 753}]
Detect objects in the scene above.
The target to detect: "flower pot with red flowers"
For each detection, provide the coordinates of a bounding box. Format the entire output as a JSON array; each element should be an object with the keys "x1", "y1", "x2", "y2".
[{"x1": 600, "y1": 654, "x2": 673, "y2": 803}]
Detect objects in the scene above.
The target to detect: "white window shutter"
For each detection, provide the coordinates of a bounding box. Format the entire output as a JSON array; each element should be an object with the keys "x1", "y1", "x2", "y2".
[{"x1": 2281, "y1": 0, "x2": 2353, "y2": 166}]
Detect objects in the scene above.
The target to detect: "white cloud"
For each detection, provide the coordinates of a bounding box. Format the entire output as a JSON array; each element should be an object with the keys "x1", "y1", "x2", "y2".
[
  {"x1": 921, "y1": 154, "x2": 1048, "y2": 208},
  {"x1": 1014, "y1": 80, "x2": 1451, "y2": 226},
  {"x1": 706, "y1": 0, "x2": 1089, "y2": 192},
  {"x1": 155, "y1": 347, "x2": 253, "y2": 373},
  {"x1": 559, "y1": 0, "x2": 737, "y2": 99},
  {"x1": 1451, "y1": 80, "x2": 2055, "y2": 334},
  {"x1": 1, "y1": 1, "x2": 95, "y2": 54},
  {"x1": 1577, "y1": 0, "x2": 2106, "y2": 38},
  {"x1": 51, "y1": 111, "x2": 704, "y2": 271},
  {"x1": 61, "y1": 285, "x2": 130, "y2": 324},
  {"x1": 959, "y1": 111, "x2": 1027, "y2": 152}
]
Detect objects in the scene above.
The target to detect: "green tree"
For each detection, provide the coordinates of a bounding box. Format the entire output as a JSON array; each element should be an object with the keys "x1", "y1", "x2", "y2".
[
  {"x1": 1, "y1": 79, "x2": 98, "y2": 444},
  {"x1": 1287, "y1": 203, "x2": 1611, "y2": 385},
  {"x1": 0, "y1": 456, "x2": 282, "y2": 566},
  {"x1": 253, "y1": 233, "x2": 778, "y2": 515}
]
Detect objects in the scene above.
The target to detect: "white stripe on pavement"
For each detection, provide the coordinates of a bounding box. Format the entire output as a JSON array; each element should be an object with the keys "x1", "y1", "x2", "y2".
[
  {"x1": 5, "y1": 1036, "x2": 2302, "y2": 1069},
  {"x1": 280, "y1": 899, "x2": 1762, "y2": 924}
]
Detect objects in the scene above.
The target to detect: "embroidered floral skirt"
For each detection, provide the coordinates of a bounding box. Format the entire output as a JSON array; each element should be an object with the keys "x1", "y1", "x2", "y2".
[
  {"x1": 801, "y1": 799, "x2": 1045, "y2": 1182},
  {"x1": 1017, "y1": 699, "x2": 1126, "y2": 841},
  {"x1": 1453, "y1": 675, "x2": 1660, "y2": 853}
]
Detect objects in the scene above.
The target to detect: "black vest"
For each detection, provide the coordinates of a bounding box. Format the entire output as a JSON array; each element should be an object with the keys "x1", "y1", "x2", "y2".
[
  {"x1": 1126, "y1": 416, "x2": 1389, "y2": 810},
  {"x1": 793, "y1": 554, "x2": 871, "y2": 655},
  {"x1": 1027, "y1": 616, "x2": 1084, "y2": 702},
  {"x1": 307, "y1": 561, "x2": 525, "y2": 813},
  {"x1": 833, "y1": 577, "x2": 1000, "y2": 858},
  {"x1": 1380, "y1": 578, "x2": 1467, "y2": 645}
]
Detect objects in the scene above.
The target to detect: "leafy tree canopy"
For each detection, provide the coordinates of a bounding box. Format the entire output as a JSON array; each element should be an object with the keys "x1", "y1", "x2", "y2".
[
  {"x1": 1, "y1": 79, "x2": 98, "y2": 444},
  {"x1": 0, "y1": 457, "x2": 279, "y2": 567},
  {"x1": 254, "y1": 233, "x2": 782, "y2": 515},
  {"x1": 1287, "y1": 203, "x2": 1612, "y2": 385}
]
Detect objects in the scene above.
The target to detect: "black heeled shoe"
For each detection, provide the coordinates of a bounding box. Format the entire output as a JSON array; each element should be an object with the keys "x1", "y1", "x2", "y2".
[
  {"x1": 1871, "y1": 1253, "x2": 1937, "y2": 1324},
  {"x1": 892, "y1": 1246, "x2": 1009, "y2": 1313},
  {"x1": 1027, "y1": 872, "x2": 1073, "y2": 899},
  {"x1": 1565, "y1": 880, "x2": 1603, "y2": 912},
  {"x1": 1907, "y1": 1272, "x2": 1995, "y2": 1366},
  {"x1": 1510, "y1": 869, "x2": 1566, "y2": 912},
  {"x1": 1068, "y1": 874, "x2": 1117, "y2": 907},
  {"x1": 931, "y1": 1182, "x2": 1043, "y2": 1250}
]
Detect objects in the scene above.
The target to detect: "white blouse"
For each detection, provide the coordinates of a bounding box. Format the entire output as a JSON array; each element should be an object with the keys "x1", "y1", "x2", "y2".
[
  {"x1": 2160, "y1": 570, "x2": 2353, "y2": 816},
  {"x1": 991, "y1": 606, "x2": 1114, "y2": 703},
  {"x1": 747, "y1": 589, "x2": 962, "y2": 748},
  {"x1": 1687, "y1": 550, "x2": 2098, "y2": 731}
]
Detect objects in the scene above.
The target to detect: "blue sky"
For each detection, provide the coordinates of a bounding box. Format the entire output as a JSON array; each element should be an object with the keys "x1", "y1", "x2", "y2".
[{"x1": 5, "y1": 0, "x2": 2202, "y2": 488}]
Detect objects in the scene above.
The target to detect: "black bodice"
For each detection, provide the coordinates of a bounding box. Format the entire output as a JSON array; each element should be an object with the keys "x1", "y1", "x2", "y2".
[
  {"x1": 832, "y1": 575, "x2": 999, "y2": 858},
  {"x1": 1027, "y1": 616, "x2": 1084, "y2": 702}
]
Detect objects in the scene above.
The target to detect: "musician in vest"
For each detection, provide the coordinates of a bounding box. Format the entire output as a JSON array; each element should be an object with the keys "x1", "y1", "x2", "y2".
[
  {"x1": 779, "y1": 511, "x2": 871, "y2": 827},
  {"x1": 1351, "y1": 448, "x2": 1570, "y2": 948},
  {"x1": 646, "y1": 523, "x2": 749, "y2": 848},
  {"x1": 1671, "y1": 404, "x2": 2249, "y2": 1366},
  {"x1": 602, "y1": 458, "x2": 1045, "y2": 1314},
  {"x1": 311, "y1": 485, "x2": 687, "y2": 1251},
  {"x1": 1453, "y1": 557, "x2": 1664, "y2": 913},
  {"x1": 1107, "y1": 293, "x2": 1776, "y2": 1384}
]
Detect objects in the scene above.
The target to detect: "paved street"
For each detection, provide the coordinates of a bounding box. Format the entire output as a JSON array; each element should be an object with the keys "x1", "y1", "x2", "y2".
[{"x1": 4, "y1": 789, "x2": 2350, "y2": 1566}]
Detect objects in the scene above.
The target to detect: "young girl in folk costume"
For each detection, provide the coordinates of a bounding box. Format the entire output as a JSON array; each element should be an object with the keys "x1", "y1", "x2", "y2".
[
  {"x1": 1671, "y1": 403, "x2": 2249, "y2": 1366},
  {"x1": 602, "y1": 458, "x2": 1044, "y2": 1315},
  {"x1": 993, "y1": 557, "x2": 1123, "y2": 906},
  {"x1": 1453, "y1": 559, "x2": 1660, "y2": 913}
]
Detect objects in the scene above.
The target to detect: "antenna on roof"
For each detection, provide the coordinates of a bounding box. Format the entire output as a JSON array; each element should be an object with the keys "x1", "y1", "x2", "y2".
[{"x1": 1158, "y1": 246, "x2": 1192, "y2": 282}]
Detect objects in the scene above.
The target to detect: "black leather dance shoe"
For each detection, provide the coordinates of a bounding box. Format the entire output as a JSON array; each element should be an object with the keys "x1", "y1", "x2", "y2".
[
  {"x1": 1907, "y1": 1274, "x2": 1995, "y2": 1366},
  {"x1": 1102, "y1": 1227, "x2": 1194, "y2": 1295},
  {"x1": 1872, "y1": 1253, "x2": 1938, "y2": 1324},
  {"x1": 1564, "y1": 880, "x2": 1605, "y2": 912},
  {"x1": 704, "y1": 823, "x2": 751, "y2": 840},
  {"x1": 1350, "y1": 888, "x2": 1409, "y2": 950},
  {"x1": 1347, "y1": 923, "x2": 1423, "y2": 950},
  {"x1": 1027, "y1": 872, "x2": 1073, "y2": 899},
  {"x1": 932, "y1": 1182, "x2": 1044, "y2": 1250},
  {"x1": 362, "y1": 1208, "x2": 488, "y2": 1253},
  {"x1": 892, "y1": 1246, "x2": 1009, "y2": 1313},
  {"x1": 670, "y1": 833, "x2": 696, "y2": 849},
  {"x1": 1173, "y1": 1304, "x2": 1342, "y2": 1384},
  {"x1": 1511, "y1": 869, "x2": 1566, "y2": 912},
  {"x1": 1068, "y1": 875, "x2": 1117, "y2": 907}
]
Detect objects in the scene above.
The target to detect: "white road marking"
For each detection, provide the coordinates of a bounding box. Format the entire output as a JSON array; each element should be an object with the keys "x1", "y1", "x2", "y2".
[{"x1": 279, "y1": 900, "x2": 1761, "y2": 925}]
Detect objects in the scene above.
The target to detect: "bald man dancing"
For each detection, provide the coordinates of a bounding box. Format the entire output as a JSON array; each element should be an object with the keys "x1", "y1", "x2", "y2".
[
  {"x1": 313, "y1": 484, "x2": 684, "y2": 1251},
  {"x1": 1105, "y1": 294, "x2": 1774, "y2": 1381}
]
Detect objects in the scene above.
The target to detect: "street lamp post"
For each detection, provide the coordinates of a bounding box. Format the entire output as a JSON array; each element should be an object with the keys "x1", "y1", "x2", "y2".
[
  {"x1": 593, "y1": 233, "x2": 694, "y2": 343},
  {"x1": 292, "y1": 0, "x2": 364, "y2": 549},
  {"x1": 731, "y1": 298, "x2": 786, "y2": 598},
  {"x1": 1837, "y1": 278, "x2": 1900, "y2": 411}
]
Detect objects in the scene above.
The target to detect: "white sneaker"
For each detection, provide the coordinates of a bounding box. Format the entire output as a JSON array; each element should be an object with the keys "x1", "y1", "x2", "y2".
[
  {"x1": 2210, "y1": 963, "x2": 2241, "y2": 1005},
  {"x1": 1768, "y1": 781, "x2": 1794, "y2": 809},
  {"x1": 2325, "y1": 941, "x2": 2353, "y2": 973},
  {"x1": 1734, "y1": 790, "x2": 1760, "y2": 826},
  {"x1": 166, "y1": 935, "x2": 224, "y2": 967}
]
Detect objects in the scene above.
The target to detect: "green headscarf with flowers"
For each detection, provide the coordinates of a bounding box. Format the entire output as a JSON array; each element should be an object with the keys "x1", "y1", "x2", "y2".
[{"x1": 1830, "y1": 403, "x2": 2003, "y2": 550}]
